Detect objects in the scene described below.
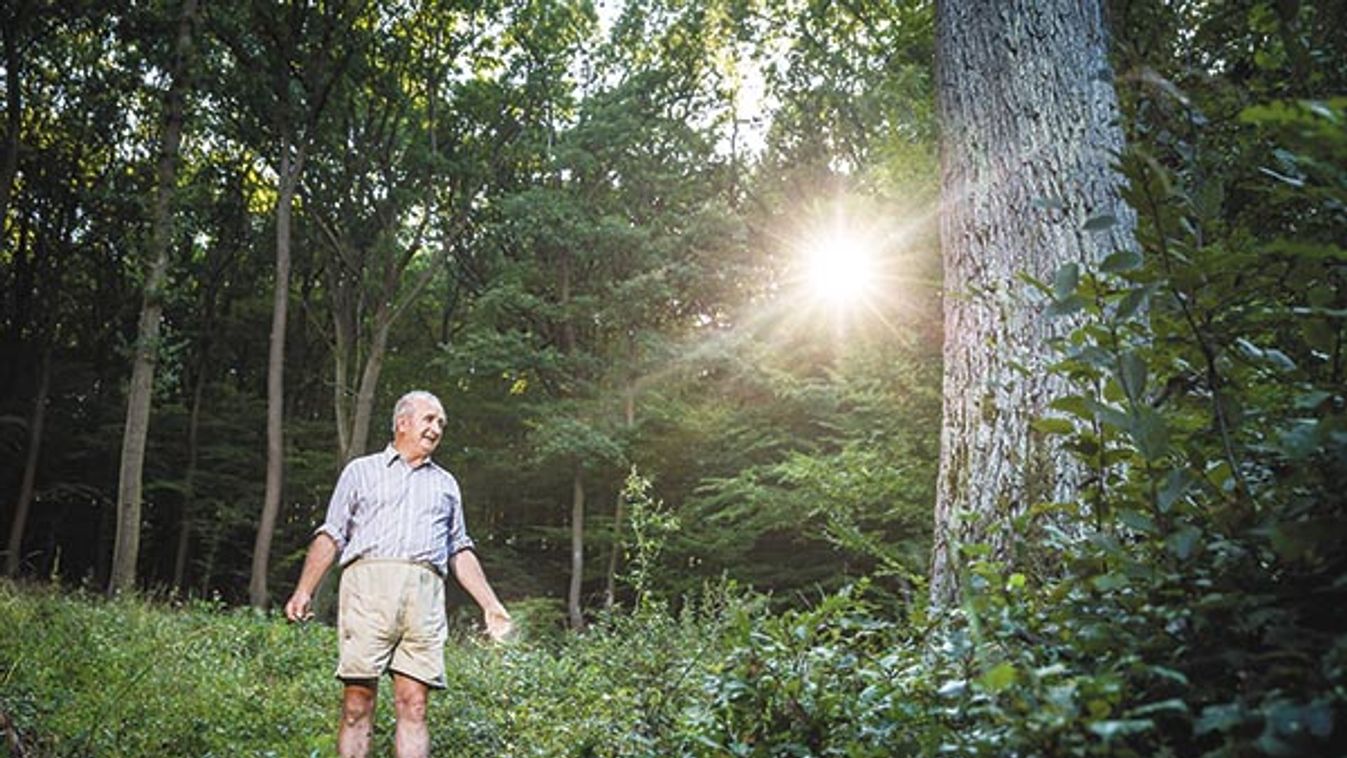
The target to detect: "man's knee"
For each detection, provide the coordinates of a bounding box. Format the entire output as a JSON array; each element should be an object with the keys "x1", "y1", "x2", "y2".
[
  {"x1": 341, "y1": 682, "x2": 377, "y2": 726},
  {"x1": 392, "y1": 678, "x2": 429, "y2": 724}
]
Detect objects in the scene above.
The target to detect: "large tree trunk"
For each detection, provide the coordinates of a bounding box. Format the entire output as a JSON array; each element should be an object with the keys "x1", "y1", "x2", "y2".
[
  {"x1": 5, "y1": 348, "x2": 50, "y2": 577},
  {"x1": 929, "y1": 0, "x2": 1137, "y2": 605},
  {"x1": 250, "y1": 138, "x2": 303, "y2": 608},
  {"x1": 109, "y1": 0, "x2": 198, "y2": 594}
]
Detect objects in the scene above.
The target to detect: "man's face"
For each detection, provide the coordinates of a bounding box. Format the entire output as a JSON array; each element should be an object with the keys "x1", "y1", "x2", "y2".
[{"x1": 397, "y1": 398, "x2": 446, "y2": 458}]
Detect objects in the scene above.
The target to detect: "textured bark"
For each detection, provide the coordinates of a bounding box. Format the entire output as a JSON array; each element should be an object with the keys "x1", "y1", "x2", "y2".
[
  {"x1": 5, "y1": 348, "x2": 50, "y2": 578},
  {"x1": 109, "y1": 0, "x2": 198, "y2": 593},
  {"x1": 250, "y1": 139, "x2": 304, "y2": 608},
  {"x1": 929, "y1": 0, "x2": 1137, "y2": 605}
]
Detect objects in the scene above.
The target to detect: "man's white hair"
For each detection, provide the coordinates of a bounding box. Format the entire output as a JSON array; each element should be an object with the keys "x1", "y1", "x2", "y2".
[{"x1": 391, "y1": 390, "x2": 443, "y2": 432}]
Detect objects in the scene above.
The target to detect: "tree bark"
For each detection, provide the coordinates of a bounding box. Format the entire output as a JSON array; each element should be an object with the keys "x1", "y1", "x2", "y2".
[
  {"x1": 109, "y1": 0, "x2": 198, "y2": 594},
  {"x1": 5, "y1": 348, "x2": 50, "y2": 578},
  {"x1": 929, "y1": 0, "x2": 1137, "y2": 605},
  {"x1": 250, "y1": 138, "x2": 304, "y2": 608}
]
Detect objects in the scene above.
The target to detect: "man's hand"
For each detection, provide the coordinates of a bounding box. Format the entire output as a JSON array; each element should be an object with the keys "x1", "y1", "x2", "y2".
[
  {"x1": 284, "y1": 589, "x2": 314, "y2": 622},
  {"x1": 285, "y1": 534, "x2": 337, "y2": 622},
  {"x1": 483, "y1": 608, "x2": 514, "y2": 642}
]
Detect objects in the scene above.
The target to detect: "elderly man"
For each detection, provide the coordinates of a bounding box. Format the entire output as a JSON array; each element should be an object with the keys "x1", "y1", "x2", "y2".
[{"x1": 284, "y1": 389, "x2": 512, "y2": 758}]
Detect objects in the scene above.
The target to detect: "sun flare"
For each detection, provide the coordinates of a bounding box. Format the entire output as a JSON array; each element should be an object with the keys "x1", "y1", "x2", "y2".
[{"x1": 802, "y1": 226, "x2": 879, "y2": 307}]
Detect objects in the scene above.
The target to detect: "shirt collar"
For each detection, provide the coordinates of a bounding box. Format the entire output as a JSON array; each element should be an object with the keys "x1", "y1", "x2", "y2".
[{"x1": 383, "y1": 443, "x2": 435, "y2": 470}]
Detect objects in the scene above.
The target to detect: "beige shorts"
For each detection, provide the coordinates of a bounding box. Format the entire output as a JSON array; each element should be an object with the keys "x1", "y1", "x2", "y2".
[{"x1": 336, "y1": 559, "x2": 448, "y2": 688}]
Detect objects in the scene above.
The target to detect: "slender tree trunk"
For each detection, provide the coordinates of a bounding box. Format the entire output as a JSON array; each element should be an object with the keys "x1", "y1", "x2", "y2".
[
  {"x1": 250, "y1": 138, "x2": 303, "y2": 608},
  {"x1": 5, "y1": 348, "x2": 50, "y2": 577},
  {"x1": 109, "y1": 0, "x2": 198, "y2": 594},
  {"x1": 602, "y1": 488, "x2": 624, "y2": 610},
  {"x1": 929, "y1": 0, "x2": 1137, "y2": 605},
  {"x1": 173, "y1": 361, "x2": 206, "y2": 590},
  {"x1": 558, "y1": 253, "x2": 588, "y2": 629},
  {"x1": 347, "y1": 314, "x2": 391, "y2": 460},
  {"x1": 0, "y1": 3, "x2": 24, "y2": 232},
  {"x1": 333, "y1": 317, "x2": 353, "y2": 462},
  {"x1": 603, "y1": 384, "x2": 636, "y2": 609},
  {"x1": 568, "y1": 465, "x2": 586, "y2": 630}
]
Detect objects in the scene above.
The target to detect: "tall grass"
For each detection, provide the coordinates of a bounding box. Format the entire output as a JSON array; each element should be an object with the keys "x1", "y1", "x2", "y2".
[{"x1": 0, "y1": 581, "x2": 736, "y2": 757}]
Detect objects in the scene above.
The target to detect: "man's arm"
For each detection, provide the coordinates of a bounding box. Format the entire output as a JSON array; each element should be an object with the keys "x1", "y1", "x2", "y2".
[
  {"x1": 284, "y1": 532, "x2": 339, "y2": 622},
  {"x1": 450, "y1": 549, "x2": 513, "y2": 641}
]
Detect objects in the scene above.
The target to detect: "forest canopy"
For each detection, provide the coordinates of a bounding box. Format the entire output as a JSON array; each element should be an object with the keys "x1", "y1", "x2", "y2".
[{"x1": 0, "y1": 0, "x2": 941, "y2": 613}]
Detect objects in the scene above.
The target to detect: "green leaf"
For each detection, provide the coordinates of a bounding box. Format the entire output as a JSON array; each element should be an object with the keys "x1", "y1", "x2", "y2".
[
  {"x1": 1047, "y1": 295, "x2": 1084, "y2": 316},
  {"x1": 1118, "y1": 508, "x2": 1157, "y2": 535},
  {"x1": 1205, "y1": 461, "x2": 1235, "y2": 492},
  {"x1": 980, "y1": 662, "x2": 1017, "y2": 693},
  {"x1": 1031, "y1": 417, "x2": 1075, "y2": 436},
  {"x1": 1083, "y1": 213, "x2": 1118, "y2": 231},
  {"x1": 1050, "y1": 395, "x2": 1094, "y2": 421},
  {"x1": 1148, "y1": 666, "x2": 1190, "y2": 687},
  {"x1": 1088, "y1": 398, "x2": 1131, "y2": 430},
  {"x1": 1279, "y1": 419, "x2": 1320, "y2": 460},
  {"x1": 1053, "y1": 263, "x2": 1080, "y2": 300},
  {"x1": 1092, "y1": 572, "x2": 1129, "y2": 591},
  {"x1": 1294, "y1": 390, "x2": 1332, "y2": 411},
  {"x1": 1118, "y1": 351, "x2": 1147, "y2": 402},
  {"x1": 1101, "y1": 249, "x2": 1143, "y2": 272},
  {"x1": 1166, "y1": 525, "x2": 1201, "y2": 560},
  {"x1": 1129, "y1": 406, "x2": 1170, "y2": 460},
  {"x1": 1263, "y1": 348, "x2": 1296, "y2": 371},
  {"x1": 1128, "y1": 699, "x2": 1189, "y2": 717},
  {"x1": 1158, "y1": 469, "x2": 1195, "y2": 513},
  {"x1": 1115, "y1": 286, "x2": 1150, "y2": 321},
  {"x1": 1089, "y1": 719, "x2": 1154, "y2": 740},
  {"x1": 1196, "y1": 703, "x2": 1246, "y2": 735}
]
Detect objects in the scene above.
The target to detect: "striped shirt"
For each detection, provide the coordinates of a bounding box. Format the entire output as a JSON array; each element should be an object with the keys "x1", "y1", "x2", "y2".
[{"x1": 317, "y1": 445, "x2": 475, "y2": 575}]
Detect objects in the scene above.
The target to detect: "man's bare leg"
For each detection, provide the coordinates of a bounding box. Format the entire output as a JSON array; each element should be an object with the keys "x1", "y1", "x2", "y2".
[
  {"x1": 338, "y1": 680, "x2": 377, "y2": 758},
  {"x1": 392, "y1": 673, "x2": 431, "y2": 758}
]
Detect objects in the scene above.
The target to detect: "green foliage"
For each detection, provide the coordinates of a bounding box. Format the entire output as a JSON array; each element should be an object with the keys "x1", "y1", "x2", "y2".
[
  {"x1": 619, "y1": 467, "x2": 680, "y2": 612},
  {"x1": 666, "y1": 338, "x2": 939, "y2": 601},
  {"x1": 0, "y1": 583, "x2": 335, "y2": 756}
]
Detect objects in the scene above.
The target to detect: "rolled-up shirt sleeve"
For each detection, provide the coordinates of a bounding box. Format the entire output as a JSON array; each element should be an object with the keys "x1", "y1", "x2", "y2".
[
  {"x1": 316, "y1": 463, "x2": 359, "y2": 552},
  {"x1": 447, "y1": 481, "x2": 475, "y2": 557}
]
